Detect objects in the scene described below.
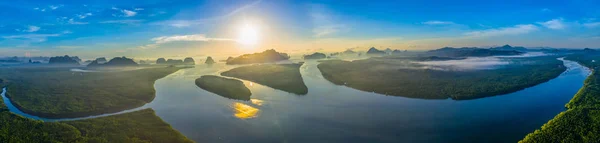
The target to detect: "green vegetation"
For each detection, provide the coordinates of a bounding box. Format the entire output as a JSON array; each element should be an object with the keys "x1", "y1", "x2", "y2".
[
  {"x1": 226, "y1": 49, "x2": 290, "y2": 65},
  {"x1": 88, "y1": 56, "x2": 138, "y2": 67},
  {"x1": 318, "y1": 56, "x2": 566, "y2": 99},
  {"x1": 0, "y1": 108, "x2": 193, "y2": 143},
  {"x1": 303, "y1": 52, "x2": 327, "y2": 59},
  {"x1": 0, "y1": 66, "x2": 182, "y2": 118},
  {"x1": 64, "y1": 109, "x2": 193, "y2": 143},
  {"x1": 521, "y1": 53, "x2": 600, "y2": 142},
  {"x1": 221, "y1": 63, "x2": 308, "y2": 95},
  {"x1": 195, "y1": 75, "x2": 251, "y2": 100}
]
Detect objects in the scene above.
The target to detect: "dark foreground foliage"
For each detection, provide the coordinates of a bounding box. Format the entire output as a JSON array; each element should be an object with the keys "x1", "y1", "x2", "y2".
[
  {"x1": 318, "y1": 56, "x2": 566, "y2": 99},
  {"x1": 0, "y1": 66, "x2": 182, "y2": 118},
  {"x1": 195, "y1": 75, "x2": 251, "y2": 100},
  {"x1": 0, "y1": 108, "x2": 193, "y2": 143},
  {"x1": 521, "y1": 53, "x2": 600, "y2": 142},
  {"x1": 221, "y1": 63, "x2": 308, "y2": 95}
]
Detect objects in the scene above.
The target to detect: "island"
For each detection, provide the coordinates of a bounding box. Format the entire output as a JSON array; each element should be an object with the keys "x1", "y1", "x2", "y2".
[
  {"x1": 303, "y1": 52, "x2": 327, "y2": 59},
  {"x1": 205, "y1": 56, "x2": 215, "y2": 64},
  {"x1": 183, "y1": 57, "x2": 195, "y2": 65},
  {"x1": 87, "y1": 56, "x2": 138, "y2": 67},
  {"x1": 49, "y1": 55, "x2": 80, "y2": 65},
  {"x1": 521, "y1": 52, "x2": 600, "y2": 142},
  {"x1": 95, "y1": 57, "x2": 108, "y2": 63},
  {"x1": 156, "y1": 58, "x2": 167, "y2": 64},
  {"x1": 195, "y1": 75, "x2": 251, "y2": 100},
  {"x1": 221, "y1": 63, "x2": 308, "y2": 95},
  {"x1": 366, "y1": 47, "x2": 386, "y2": 55},
  {"x1": 317, "y1": 56, "x2": 566, "y2": 99},
  {"x1": 226, "y1": 49, "x2": 290, "y2": 65},
  {"x1": 0, "y1": 66, "x2": 183, "y2": 118}
]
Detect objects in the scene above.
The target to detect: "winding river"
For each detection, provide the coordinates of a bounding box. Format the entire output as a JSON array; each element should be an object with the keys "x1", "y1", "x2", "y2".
[{"x1": 1, "y1": 58, "x2": 591, "y2": 143}]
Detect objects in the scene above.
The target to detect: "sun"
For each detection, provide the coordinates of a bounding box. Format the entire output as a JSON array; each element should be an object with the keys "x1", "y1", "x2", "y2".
[{"x1": 237, "y1": 22, "x2": 260, "y2": 46}]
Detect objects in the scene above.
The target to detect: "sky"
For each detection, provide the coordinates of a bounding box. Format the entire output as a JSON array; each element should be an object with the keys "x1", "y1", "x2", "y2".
[{"x1": 1, "y1": 0, "x2": 600, "y2": 59}]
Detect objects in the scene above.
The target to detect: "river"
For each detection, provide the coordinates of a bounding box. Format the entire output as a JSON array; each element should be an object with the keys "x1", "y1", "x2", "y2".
[{"x1": 1, "y1": 58, "x2": 591, "y2": 142}]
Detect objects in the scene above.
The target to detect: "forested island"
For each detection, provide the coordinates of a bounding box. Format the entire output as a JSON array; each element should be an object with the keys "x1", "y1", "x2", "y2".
[
  {"x1": 88, "y1": 57, "x2": 138, "y2": 67},
  {"x1": 221, "y1": 63, "x2": 308, "y2": 95},
  {"x1": 195, "y1": 75, "x2": 251, "y2": 100},
  {"x1": 0, "y1": 66, "x2": 183, "y2": 118},
  {"x1": 303, "y1": 52, "x2": 327, "y2": 59},
  {"x1": 521, "y1": 52, "x2": 600, "y2": 142},
  {"x1": 317, "y1": 56, "x2": 566, "y2": 99},
  {"x1": 226, "y1": 49, "x2": 290, "y2": 64}
]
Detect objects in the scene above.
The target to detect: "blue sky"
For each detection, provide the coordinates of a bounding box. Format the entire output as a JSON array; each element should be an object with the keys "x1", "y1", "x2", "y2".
[{"x1": 1, "y1": 0, "x2": 599, "y2": 58}]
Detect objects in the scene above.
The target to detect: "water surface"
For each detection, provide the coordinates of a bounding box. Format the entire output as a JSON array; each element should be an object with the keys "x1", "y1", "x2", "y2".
[{"x1": 147, "y1": 59, "x2": 589, "y2": 143}]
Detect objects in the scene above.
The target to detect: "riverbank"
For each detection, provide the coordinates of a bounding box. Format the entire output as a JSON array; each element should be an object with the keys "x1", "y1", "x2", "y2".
[
  {"x1": 0, "y1": 66, "x2": 183, "y2": 118},
  {"x1": 521, "y1": 54, "x2": 600, "y2": 142}
]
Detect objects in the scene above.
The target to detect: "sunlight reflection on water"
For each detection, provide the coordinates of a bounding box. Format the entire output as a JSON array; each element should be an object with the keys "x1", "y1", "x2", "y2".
[
  {"x1": 231, "y1": 102, "x2": 260, "y2": 119},
  {"x1": 250, "y1": 99, "x2": 264, "y2": 106}
]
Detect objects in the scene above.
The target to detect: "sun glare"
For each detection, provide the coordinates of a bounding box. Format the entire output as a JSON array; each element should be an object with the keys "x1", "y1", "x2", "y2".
[{"x1": 237, "y1": 22, "x2": 260, "y2": 46}]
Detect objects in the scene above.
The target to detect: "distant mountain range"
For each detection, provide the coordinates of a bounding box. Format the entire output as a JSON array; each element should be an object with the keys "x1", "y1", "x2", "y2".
[{"x1": 425, "y1": 46, "x2": 523, "y2": 57}]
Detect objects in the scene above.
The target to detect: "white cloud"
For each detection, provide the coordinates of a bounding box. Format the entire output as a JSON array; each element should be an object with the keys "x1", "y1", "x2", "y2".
[
  {"x1": 422, "y1": 21, "x2": 455, "y2": 25},
  {"x1": 310, "y1": 4, "x2": 349, "y2": 37},
  {"x1": 121, "y1": 9, "x2": 137, "y2": 17},
  {"x1": 152, "y1": 34, "x2": 232, "y2": 44},
  {"x1": 154, "y1": 0, "x2": 260, "y2": 28},
  {"x1": 537, "y1": 18, "x2": 566, "y2": 30},
  {"x1": 48, "y1": 5, "x2": 62, "y2": 10},
  {"x1": 2, "y1": 33, "x2": 62, "y2": 42},
  {"x1": 99, "y1": 19, "x2": 144, "y2": 24},
  {"x1": 77, "y1": 13, "x2": 93, "y2": 19},
  {"x1": 134, "y1": 8, "x2": 144, "y2": 11},
  {"x1": 153, "y1": 20, "x2": 209, "y2": 28},
  {"x1": 135, "y1": 34, "x2": 233, "y2": 50},
  {"x1": 68, "y1": 18, "x2": 89, "y2": 25},
  {"x1": 17, "y1": 26, "x2": 41, "y2": 32},
  {"x1": 583, "y1": 22, "x2": 600, "y2": 28},
  {"x1": 313, "y1": 25, "x2": 346, "y2": 37},
  {"x1": 464, "y1": 24, "x2": 538, "y2": 37}
]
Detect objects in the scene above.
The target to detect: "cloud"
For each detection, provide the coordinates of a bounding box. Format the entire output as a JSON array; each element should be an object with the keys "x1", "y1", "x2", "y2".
[
  {"x1": 537, "y1": 18, "x2": 566, "y2": 30},
  {"x1": 16, "y1": 26, "x2": 41, "y2": 32},
  {"x1": 134, "y1": 8, "x2": 144, "y2": 11},
  {"x1": 77, "y1": 13, "x2": 93, "y2": 19},
  {"x1": 422, "y1": 21, "x2": 455, "y2": 25},
  {"x1": 121, "y1": 9, "x2": 137, "y2": 17},
  {"x1": 49, "y1": 5, "x2": 62, "y2": 10},
  {"x1": 154, "y1": 0, "x2": 261, "y2": 28},
  {"x1": 464, "y1": 24, "x2": 538, "y2": 37},
  {"x1": 34, "y1": 7, "x2": 46, "y2": 12},
  {"x1": 152, "y1": 34, "x2": 232, "y2": 44},
  {"x1": 135, "y1": 34, "x2": 233, "y2": 50},
  {"x1": 154, "y1": 20, "x2": 209, "y2": 28},
  {"x1": 68, "y1": 18, "x2": 88, "y2": 25},
  {"x1": 310, "y1": 4, "x2": 348, "y2": 37},
  {"x1": 2, "y1": 33, "x2": 62, "y2": 42},
  {"x1": 313, "y1": 25, "x2": 346, "y2": 37},
  {"x1": 99, "y1": 19, "x2": 144, "y2": 24},
  {"x1": 583, "y1": 22, "x2": 600, "y2": 28}
]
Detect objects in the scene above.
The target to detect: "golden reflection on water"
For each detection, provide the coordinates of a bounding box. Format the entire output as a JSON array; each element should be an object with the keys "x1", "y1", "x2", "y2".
[
  {"x1": 232, "y1": 102, "x2": 260, "y2": 119},
  {"x1": 250, "y1": 99, "x2": 264, "y2": 106}
]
